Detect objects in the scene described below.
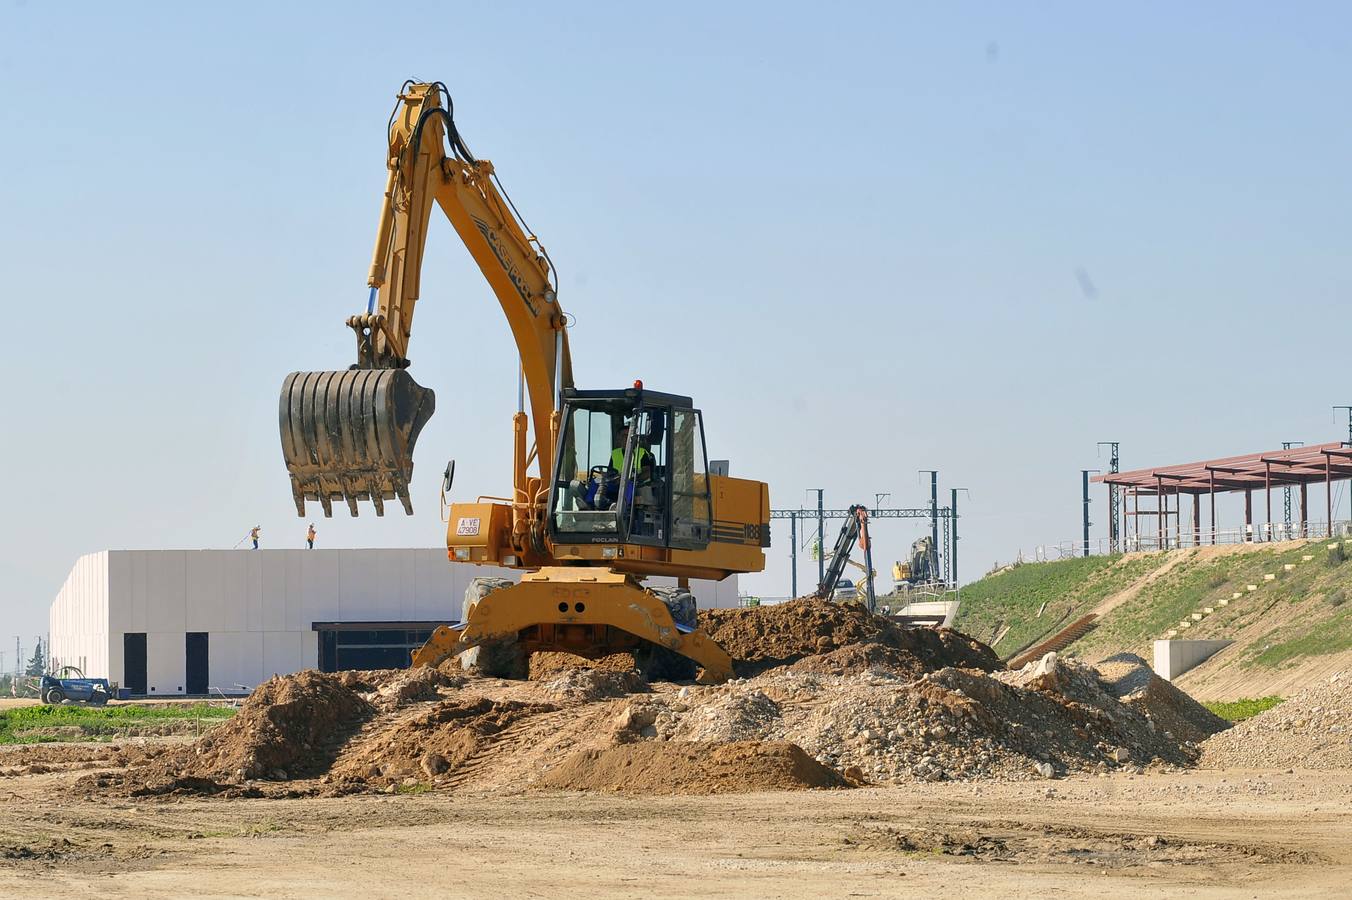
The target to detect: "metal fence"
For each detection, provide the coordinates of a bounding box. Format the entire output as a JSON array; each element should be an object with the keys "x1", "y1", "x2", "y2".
[{"x1": 1023, "y1": 520, "x2": 1352, "y2": 562}]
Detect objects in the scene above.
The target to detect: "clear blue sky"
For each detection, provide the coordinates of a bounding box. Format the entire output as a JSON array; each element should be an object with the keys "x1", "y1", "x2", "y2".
[{"x1": 3, "y1": 2, "x2": 1350, "y2": 665}]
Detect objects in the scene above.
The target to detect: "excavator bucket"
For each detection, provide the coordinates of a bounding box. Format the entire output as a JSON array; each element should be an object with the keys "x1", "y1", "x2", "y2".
[{"x1": 279, "y1": 369, "x2": 435, "y2": 517}]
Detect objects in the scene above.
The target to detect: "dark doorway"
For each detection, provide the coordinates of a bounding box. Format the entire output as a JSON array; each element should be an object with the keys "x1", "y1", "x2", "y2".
[
  {"x1": 123, "y1": 633, "x2": 147, "y2": 695},
  {"x1": 185, "y1": 632, "x2": 209, "y2": 694}
]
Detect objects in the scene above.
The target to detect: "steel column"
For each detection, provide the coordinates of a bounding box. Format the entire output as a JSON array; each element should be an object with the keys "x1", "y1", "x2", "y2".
[
  {"x1": 1244, "y1": 490, "x2": 1253, "y2": 541},
  {"x1": 812, "y1": 489, "x2": 825, "y2": 587},
  {"x1": 1327, "y1": 455, "x2": 1334, "y2": 538},
  {"x1": 1081, "y1": 470, "x2": 1092, "y2": 557},
  {"x1": 1265, "y1": 462, "x2": 1272, "y2": 542},
  {"x1": 1209, "y1": 470, "x2": 1216, "y2": 545},
  {"x1": 1301, "y1": 483, "x2": 1309, "y2": 536},
  {"x1": 1193, "y1": 493, "x2": 1201, "y2": 547},
  {"x1": 789, "y1": 514, "x2": 798, "y2": 598},
  {"x1": 1156, "y1": 476, "x2": 1164, "y2": 548},
  {"x1": 927, "y1": 472, "x2": 940, "y2": 563},
  {"x1": 950, "y1": 488, "x2": 960, "y2": 583}
]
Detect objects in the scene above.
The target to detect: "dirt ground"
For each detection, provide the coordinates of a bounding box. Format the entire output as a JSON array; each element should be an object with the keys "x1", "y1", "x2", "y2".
[
  {"x1": 3, "y1": 603, "x2": 1345, "y2": 896},
  {"x1": 1, "y1": 760, "x2": 1348, "y2": 898}
]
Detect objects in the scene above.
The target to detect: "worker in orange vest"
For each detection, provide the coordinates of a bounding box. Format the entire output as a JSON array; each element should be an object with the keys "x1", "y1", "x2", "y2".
[{"x1": 306, "y1": 523, "x2": 317, "y2": 549}]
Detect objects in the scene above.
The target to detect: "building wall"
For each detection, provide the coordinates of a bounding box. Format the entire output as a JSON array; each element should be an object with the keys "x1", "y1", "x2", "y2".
[
  {"x1": 50, "y1": 549, "x2": 740, "y2": 693},
  {"x1": 48, "y1": 551, "x2": 111, "y2": 678}
]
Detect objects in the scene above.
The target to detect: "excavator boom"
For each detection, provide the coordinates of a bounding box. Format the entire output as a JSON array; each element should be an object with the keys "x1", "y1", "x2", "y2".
[{"x1": 280, "y1": 82, "x2": 569, "y2": 517}]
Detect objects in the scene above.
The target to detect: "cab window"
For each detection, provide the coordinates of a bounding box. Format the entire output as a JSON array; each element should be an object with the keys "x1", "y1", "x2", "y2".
[
  {"x1": 550, "y1": 404, "x2": 625, "y2": 534},
  {"x1": 670, "y1": 408, "x2": 711, "y2": 547}
]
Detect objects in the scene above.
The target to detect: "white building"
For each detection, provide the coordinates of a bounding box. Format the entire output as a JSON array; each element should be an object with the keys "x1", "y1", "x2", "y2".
[{"x1": 48, "y1": 549, "x2": 739, "y2": 696}]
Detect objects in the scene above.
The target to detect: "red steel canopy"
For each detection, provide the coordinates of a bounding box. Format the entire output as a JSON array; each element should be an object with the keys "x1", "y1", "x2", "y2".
[{"x1": 1093, "y1": 442, "x2": 1352, "y2": 495}]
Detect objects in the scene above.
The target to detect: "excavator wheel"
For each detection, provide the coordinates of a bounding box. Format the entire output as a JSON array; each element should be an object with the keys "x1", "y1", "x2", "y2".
[
  {"x1": 634, "y1": 642, "x2": 697, "y2": 682},
  {"x1": 279, "y1": 369, "x2": 435, "y2": 517},
  {"x1": 457, "y1": 577, "x2": 527, "y2": 678},
  {"x1": 647, "y1": 585, "x2": 697, "y2": 630},
  {"x1": 636, "y1": 586, "x2": 701, "y2": 680}
]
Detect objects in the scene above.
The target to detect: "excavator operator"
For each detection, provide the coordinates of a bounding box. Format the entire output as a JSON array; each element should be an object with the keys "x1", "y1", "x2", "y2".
[{"x1": 572, "y1": 422, "x2": 652, "y2": 512}]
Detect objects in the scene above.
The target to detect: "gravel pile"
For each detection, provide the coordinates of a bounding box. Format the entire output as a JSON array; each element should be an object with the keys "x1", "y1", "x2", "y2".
[
  {"x1": 1200, "y1": 671, "x2": 1352, "y2": 770},
  {"x1": 626, "y1": 652, "x2": 1221, "y2": 784}
]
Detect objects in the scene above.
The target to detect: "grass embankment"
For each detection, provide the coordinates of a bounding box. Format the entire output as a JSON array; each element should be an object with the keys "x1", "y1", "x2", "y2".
[
  {"x1": 1078, "y1": 542, "x2": 1352, "y2": 667},
  {"x1": 958, "y1": 539, "x2": 1352, "y2": 672},
  {"x1": 1202, "y1": 697, "x2": 1284, "y2": 723},
  {"x1": 955, "y1": 554, "x2": 1161, "y2": 657},
  {"x1": 0, "y1": 703, "x2": 235, "y2": 745}
]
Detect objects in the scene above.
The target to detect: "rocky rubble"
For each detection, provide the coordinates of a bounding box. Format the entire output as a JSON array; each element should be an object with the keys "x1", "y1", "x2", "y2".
[
  {"x1": 623, "y1": 651, "x2": 1227, "y2": 784},
  {"x1": 1200, "y1": 671, "x2": 1352, "y2": 770}
]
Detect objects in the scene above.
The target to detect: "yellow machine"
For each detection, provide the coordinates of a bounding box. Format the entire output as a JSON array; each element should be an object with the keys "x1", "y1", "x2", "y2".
[{"x1": 279, "y1": 82, "x2": 769, "y2": 682}]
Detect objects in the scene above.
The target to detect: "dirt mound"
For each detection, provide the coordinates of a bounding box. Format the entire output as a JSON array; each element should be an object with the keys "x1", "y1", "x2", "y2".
[
  {"x1": 183, "y1": 671, "x2": 372, "y2": 781},
  {"x1": 83, "y1": 671, "x2": 373, "y2": 795},
  {"x1": 786, "y1": 643, "x2": 932, "y2": 678},
  {"x1": 528, "y1": 651, "x2": 637, "y2": 680},
  {"x1": 535, "y1": 740, "x2": 849, "y2": 794},
  {"x1": 1200, "y1": 671, "x2": 1352, "y2": 770},
  {"x1": 330, "y1": 696, "x2": 557, "y2": 787},
  {"x1": 1095, "y1": 653, "x2": 1229, "y2": 745},
  {"x1": 701, "y1": 599, "x2": 1000, "y2": 677}
]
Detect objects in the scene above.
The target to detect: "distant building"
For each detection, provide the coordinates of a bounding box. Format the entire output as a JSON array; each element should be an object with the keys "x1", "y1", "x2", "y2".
[{"x1": 48, "y1": 549, "x2": 739, "y2": 696}]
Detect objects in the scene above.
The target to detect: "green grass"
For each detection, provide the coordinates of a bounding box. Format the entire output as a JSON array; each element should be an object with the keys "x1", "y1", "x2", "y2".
[
  {"x1": 0, "y1": 703, "x2": 235, "y2": 745},
  {"x1": 1202, "y1": 696, "x2": 1284, "y2": 722},
  {"x1": 1247, "y1": 606, "x2": 1352, "y2": 667},
  {"x1": 956, "y1": 554, "x2": 1159, "y2": 655}
]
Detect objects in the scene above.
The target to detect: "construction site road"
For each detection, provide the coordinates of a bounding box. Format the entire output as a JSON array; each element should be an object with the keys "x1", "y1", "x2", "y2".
[{"x1": 1, "y1": 768, "x2": 1349, "y2": 898}]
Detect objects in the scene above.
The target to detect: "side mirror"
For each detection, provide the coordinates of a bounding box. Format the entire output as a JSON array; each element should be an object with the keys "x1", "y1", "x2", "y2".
[{"x1": 440, "y1": 460, "x2": 456, "y2": 523}]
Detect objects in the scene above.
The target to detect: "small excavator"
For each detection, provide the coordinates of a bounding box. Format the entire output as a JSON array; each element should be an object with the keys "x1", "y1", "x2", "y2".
[
  {"x1": 279, "y1": 82, "x2": 770, "y2": 682},
  {"x1": 814, "y1": 505, "x2": 877, "y2": 610},
  {"x1": 893, "y1": 535, "x2": 940, "y2": 587}
]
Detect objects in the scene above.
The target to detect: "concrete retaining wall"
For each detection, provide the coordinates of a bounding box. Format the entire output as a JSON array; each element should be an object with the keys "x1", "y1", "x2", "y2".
[{"x1": 1153, "y1": 639, "x2": 1233, "y2": 681}]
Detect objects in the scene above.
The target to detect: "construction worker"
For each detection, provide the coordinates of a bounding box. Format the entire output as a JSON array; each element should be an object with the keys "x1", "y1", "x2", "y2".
[
  {"x1": 610, "y1": 423, "x2": 652, "y2": 478},
  {"x1": 250, "y1": 525, "x2": 261, "y2": 550},
  {"x1": 306, "y1": 523, "x2": 316, "y2": 549}
]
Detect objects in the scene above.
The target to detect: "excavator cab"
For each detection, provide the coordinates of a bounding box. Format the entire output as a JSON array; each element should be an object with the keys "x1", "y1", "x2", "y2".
[{"x1": 549, "y1": 387, "x2": 711, "y2": 552}]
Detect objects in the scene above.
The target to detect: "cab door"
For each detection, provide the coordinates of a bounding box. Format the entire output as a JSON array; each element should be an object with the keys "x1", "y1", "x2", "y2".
[
  {"x1": 622, "y1": 406, "x2": 669, "y2": 545},
  {"x1": 668, "y1": 408, "x2": 712, "y2": 550}
]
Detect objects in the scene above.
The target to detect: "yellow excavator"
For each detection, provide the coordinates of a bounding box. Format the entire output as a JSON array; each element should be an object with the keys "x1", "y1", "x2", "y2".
[{"x1": 279, "y1": 82, "x2": 770, "y2": 682}]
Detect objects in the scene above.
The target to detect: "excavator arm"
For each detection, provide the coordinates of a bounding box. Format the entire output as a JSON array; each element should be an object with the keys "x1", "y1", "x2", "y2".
[{"x1": 281, "y1": 82, "x2": 572, "y2": 518}]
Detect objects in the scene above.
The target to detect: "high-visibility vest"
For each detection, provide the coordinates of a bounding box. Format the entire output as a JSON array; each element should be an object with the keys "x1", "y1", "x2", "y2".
[{"x1": 611, "y1": 446, "x2": 651, "y2": 472}]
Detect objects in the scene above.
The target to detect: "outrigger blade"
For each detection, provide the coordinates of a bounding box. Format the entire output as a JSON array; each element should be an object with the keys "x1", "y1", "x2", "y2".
[{"x1": 279, "y1": 369, "x2": 435, "y2": 517}]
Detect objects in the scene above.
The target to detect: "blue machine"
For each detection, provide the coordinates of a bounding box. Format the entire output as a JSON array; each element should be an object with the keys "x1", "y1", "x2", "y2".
[{"x1": 39, "y1": 669, "x2": 114, "y2": 706}]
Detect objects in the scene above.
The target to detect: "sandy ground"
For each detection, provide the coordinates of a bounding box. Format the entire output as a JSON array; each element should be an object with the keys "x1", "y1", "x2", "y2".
[
  {"x1": 0, "y1": 697, "x2": 241, "y2": 710},
  {"x1": 0, "y1": 699, "x2": 37, "y2": 710},
  {"x1": 1, "y1": 756, "x2": 1349, "y2": 898}
]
